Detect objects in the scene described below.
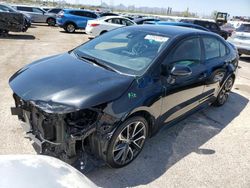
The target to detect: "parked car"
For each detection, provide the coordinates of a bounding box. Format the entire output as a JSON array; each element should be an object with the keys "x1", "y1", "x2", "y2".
[
  {"x1": 0, "y1": 4, "x2": 31, "y2": 26},
  {"x1": 12, "y1": 5, "x2": 57, "y2": 26},
  {"x1": 0, "y1": 4, "x2": 31, "y2": 34},
  {"x1": 181, "y1": 19, "x2": 229, "y2": 39},
  {"x1": 220, "y1": 23, "x2": 235, "y2": 36},
  {"x1": 145, "y1": 21, "x2": 210, "y2": 31},
  {"x1": 0, "y1": 155, "x2": 97, "y2": 188},
  {"x1": 134, "y1": 17, "x2": 161, "y2": 24},
  {"x1": 86, "y1": 16, "x2": 136, "y2": 37},
  {"x1": 56, "y1": 9, "x2": 99, "y2": 33},
  {"x1": 228, "y1": 23, "x2": 250, "y2": 55},
  {"x1": 9, "y1": 25, "x2": 238, "y2": 168}
]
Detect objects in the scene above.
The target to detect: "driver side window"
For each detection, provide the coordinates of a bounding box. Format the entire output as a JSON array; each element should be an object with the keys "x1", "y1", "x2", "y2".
[{"x1": 170, "y1": 37, "x2": 201, "y2": 66}]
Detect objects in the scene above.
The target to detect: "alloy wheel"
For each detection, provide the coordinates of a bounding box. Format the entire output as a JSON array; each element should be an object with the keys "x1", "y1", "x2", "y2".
[
  {"x1": 112, "y1": 121, "x2": 147, "y2": 165},
  {"x1": 217, "y1": 77, "x2": 234, "y2": 105},
  {"x1": 66, "y1": 24, "x2": 75, "y2": 33}
]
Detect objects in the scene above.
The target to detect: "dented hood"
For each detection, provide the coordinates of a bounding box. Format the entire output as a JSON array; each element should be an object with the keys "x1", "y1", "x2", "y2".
[{"x1": 9, "y1": 53, "x2": 134, "y2": 112}]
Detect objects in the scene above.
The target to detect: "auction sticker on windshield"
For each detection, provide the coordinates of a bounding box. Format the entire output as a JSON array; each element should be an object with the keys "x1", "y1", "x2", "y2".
[{"x1": 144, "y1": 35, "x2": 169, "y2": 42}]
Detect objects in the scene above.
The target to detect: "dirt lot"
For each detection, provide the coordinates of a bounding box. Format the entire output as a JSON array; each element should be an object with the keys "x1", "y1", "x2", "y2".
[{"x1": 0, "y1": 25, "x2": 250, "y2": 188}]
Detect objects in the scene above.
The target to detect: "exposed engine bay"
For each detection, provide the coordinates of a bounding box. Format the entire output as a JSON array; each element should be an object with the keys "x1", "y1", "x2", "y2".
[{"x1": 11, "y1": 94, "x2": 119, "y2": 172}]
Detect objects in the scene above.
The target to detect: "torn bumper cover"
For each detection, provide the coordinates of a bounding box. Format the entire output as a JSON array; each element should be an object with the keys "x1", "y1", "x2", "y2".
[{"x1": 11, "y1": 94, "x2": 117, "y2": 171}]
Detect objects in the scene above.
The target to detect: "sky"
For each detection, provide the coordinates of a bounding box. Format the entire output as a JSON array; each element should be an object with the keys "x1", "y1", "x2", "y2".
[{"x1": 65, "y1": 0, "x2": 250, "y2": 17}]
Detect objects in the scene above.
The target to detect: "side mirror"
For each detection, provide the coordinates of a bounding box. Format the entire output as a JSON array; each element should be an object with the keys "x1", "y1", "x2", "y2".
[{"x1": 170, "y1": 64, "x2": 192, "y2": 76}]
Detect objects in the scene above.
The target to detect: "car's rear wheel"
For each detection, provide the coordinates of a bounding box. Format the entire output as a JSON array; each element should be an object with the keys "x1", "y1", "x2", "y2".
[
  {"x1": 65, "y1": 23, "x2": 76, "y2": 33},
  {"x1": 214, "y1": 76, "x2": 234, "y2": 106},
  {"x1": 106, "y1": 116, "x2": 148, "y2": 168},
  {"x1": 47, "y1": 18, "x2": 56, "y2": 26}
]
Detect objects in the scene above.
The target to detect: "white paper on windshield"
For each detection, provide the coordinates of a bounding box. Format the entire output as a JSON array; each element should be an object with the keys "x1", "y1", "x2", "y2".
[{"x1": 144, "y1": 35, "x2": 169, "y2": 42}]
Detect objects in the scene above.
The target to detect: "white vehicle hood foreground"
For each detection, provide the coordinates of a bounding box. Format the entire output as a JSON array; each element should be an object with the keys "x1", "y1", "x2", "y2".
[{"x1": 0, "y1": 155, "x2": 97, "y2": 188}]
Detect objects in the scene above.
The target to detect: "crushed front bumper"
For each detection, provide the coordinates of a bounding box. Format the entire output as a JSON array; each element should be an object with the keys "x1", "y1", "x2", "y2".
[{"x1": 11, "y1": 94, "x2": 99, "y2": 165}]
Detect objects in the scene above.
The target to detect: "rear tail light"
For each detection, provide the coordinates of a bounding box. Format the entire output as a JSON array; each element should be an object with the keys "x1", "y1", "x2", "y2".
[
  {"x1": 57, "y1": 11, "x2": 64, "y2": 18},
  {"x1": 89, "y1": 23, "x2": 100, "y2": 27}
]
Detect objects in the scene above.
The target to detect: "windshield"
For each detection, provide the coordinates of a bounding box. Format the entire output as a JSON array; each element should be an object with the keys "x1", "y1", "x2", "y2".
[
  {"x1": 236, "y1": 24, "x2": 250, "y2": 32},
  {"x1": 74, "y1": 28, "x2": 170, "y2": 75}
]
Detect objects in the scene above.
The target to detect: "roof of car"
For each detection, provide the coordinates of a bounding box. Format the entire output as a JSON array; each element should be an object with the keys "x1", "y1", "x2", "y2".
[
  {"x1": 63, "y1": 8, "x2": 95, "y2": 13},
  {"x1": 126, "y1": 25, "x2": 210, "y2": 37},
  {"x1": 100, "y1": 15, "x2": 133, "y2": 20},
  {"x1": 152, "y1": 21, "x2": 210, "y2": 31},
  {"x1": 134, "y1": 17, "x2": 159, "y2": 21}
]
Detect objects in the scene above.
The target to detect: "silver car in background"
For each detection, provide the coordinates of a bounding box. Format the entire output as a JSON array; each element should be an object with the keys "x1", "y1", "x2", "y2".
[
  {"x1": 12, "y1": 5, "x2": 57, "y2": 26},
  {"x1": 228, "y1": 23, "x2": 250, "y2": 56}
]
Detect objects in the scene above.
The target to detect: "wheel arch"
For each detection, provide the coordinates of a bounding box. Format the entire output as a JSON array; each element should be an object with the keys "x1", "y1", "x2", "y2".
[
  {"x1": 46, "y1": 17, "x2": 55, "y2": 22},
  {"x1": 124, "y1": 109, "x2": 158, "y2": 137}
]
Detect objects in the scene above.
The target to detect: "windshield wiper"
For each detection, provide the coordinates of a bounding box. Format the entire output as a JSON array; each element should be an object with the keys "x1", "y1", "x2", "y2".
[{"x1": 75, "y1": 52, "x2": 118, "y2": 73}]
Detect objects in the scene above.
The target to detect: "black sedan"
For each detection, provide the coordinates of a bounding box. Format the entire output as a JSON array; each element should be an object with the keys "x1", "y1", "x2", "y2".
[{"x1": 9, "y1": 25, "x2": 238, "y2": 169}]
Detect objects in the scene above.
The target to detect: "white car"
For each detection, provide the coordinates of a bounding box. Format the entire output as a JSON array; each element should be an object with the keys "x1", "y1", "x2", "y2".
[
  {"x1": 86, "y1": 16, "x2": 136, "y2": 37},
  {"x1": 228, "y1": 23, "x2": 250, "y2": 56},
  {"x1": 0, "y1": 155, "x2": 97, "y2": 188}
]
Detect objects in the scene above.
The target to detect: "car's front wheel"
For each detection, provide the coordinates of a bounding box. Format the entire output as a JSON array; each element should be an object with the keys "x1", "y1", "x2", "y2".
[
  {"x1": 214, "y1": 76, "x2": 234, "y2": 106},
  {"x1": 106, "y1": 116, "x2": 148, "y2": 168}
]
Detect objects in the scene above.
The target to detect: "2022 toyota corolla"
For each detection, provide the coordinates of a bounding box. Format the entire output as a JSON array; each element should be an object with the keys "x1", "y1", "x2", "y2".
[{"x1": 9, "y1": 25, "x2": 238, "y2": 168}]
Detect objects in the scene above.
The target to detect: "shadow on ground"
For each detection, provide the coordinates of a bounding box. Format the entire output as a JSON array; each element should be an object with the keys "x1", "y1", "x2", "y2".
[
  {"x1": 60, "y1": 30, "x2": 86, "y2": 34},
  {"x1": 0, "y1": 34, "x2": 35, "y2": 40},
  {"x1": 240, "y1": 56, "x2": 250, "y2": 63},
  {"x1": 87, "y1": 92, "x2": 248, "y2": 187}
]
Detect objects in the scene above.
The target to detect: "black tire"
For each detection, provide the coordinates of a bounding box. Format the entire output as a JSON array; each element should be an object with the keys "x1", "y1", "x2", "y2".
[
  {"x1": 213, "y1": 76, "x2": 234, "y2": 106},
  {"x1": 47, "y1": 18, "x2": 56, "y2": 26},
  {"x1": 106, "y1": 116, "x2": 148, "y2": 168},
  {"x1": 64, "y1": 23, "x2": 76, "y2": 33}
]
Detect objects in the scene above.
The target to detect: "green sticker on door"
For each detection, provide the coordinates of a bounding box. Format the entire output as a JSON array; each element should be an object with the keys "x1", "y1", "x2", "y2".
[{"x1": 128, "y1": 92, "x2": 137, "y2": 99}]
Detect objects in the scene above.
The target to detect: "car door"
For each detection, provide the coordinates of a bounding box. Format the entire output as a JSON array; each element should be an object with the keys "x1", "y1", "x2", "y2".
[
  {"x1": 160, "y1": 36, "x2": 208, "y2": 123},
  {"x1": 201, "y1": 35, "x2": 231, "y2": 97},
  {"x1": 73, "y1": 11, "x2": 97, "y2": 29},
  {"x1": 16, "y1": 6, "x2": 35, "y2": 21},
  {"x1": 32, "y1": 8, "x2": 46, "y2": 22}
]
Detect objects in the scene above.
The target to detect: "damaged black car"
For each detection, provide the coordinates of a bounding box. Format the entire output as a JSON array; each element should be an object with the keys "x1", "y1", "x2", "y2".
[
  {"x1": 0, "y1": 4, "x2": 31, "y2": 34},
  {"x1": 9, "y1": 25, "x2": 238, "y2": 169}
]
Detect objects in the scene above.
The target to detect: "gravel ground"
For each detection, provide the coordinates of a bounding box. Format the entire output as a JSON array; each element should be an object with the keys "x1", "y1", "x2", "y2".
[{"x1": 0, "y1": 25, "x2": 250, "y2": 188}]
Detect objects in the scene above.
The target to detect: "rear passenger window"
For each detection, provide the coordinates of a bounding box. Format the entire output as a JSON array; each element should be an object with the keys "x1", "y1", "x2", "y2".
[
  {"x1": 16, "y1": 6, "x2": 32, "y2": 12},
  {"x1": 111, "y1": 18, "x2": 121, "y2": 25},
  {"x1": 203, "y1": 37, "x2": 228, "y2": 60},
  {"x1": 32, "y1": 8, "x2": 44, "y2": 14}
]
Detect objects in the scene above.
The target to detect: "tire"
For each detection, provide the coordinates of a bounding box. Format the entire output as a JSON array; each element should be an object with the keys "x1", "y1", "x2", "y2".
[
  {"x1": 213, "y1": 76, "x2": 234, "y2": 106},
  {"x1": 47, "y1": 18, "x2": 56, "y2": 26},
  {"x1": 106, "y1": 116, "x2": 148, "y2": 168},
  {"x1": 65, "y1": 23, "x2": 76, "y2": 33}
]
